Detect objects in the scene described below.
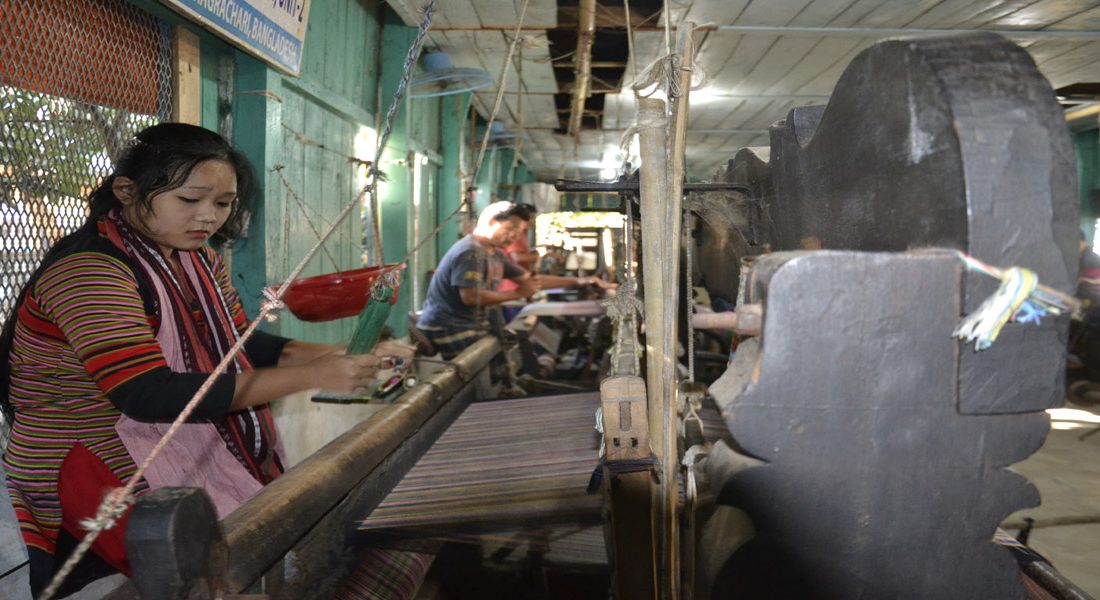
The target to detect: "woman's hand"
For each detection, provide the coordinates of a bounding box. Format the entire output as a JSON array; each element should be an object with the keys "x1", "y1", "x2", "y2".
[
  {"x1": 372, "y1": 340, "x2": 417, "y2": 365},
  {"x1": 310, "y1": 353, "x2": 381, "y2": 394}
]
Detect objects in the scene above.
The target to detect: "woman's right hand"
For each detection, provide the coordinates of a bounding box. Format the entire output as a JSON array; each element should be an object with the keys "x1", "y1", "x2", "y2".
[{"x1": 311, "y1": 353, "x2": 381, "y2": 394}]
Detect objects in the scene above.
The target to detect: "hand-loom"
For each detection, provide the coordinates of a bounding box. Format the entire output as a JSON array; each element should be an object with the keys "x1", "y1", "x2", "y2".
[{"x1": 101, "y1": 32, "x2": 1090, "y2": 600}]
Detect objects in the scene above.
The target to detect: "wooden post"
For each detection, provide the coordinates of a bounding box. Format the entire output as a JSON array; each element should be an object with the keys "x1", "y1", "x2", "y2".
[
  {"x1": 600, "y1": 375, "x2": 656, "y2": 598},
  {"x1": 170, "y1": 27, "x2": 200, "y2": 126}
]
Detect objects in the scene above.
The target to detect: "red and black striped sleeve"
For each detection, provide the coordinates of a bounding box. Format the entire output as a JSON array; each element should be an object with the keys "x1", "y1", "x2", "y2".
[{"x1": 35, "y1": 252, "x2": 235, "y2": 420}]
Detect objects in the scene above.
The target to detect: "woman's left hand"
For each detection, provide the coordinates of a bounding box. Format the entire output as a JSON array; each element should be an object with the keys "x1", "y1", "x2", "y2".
[{"x1": 372, "y1": 340, "x2": 417, "y2": 366}]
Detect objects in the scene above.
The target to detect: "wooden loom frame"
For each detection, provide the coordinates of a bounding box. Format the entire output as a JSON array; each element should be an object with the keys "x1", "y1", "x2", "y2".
[{"x1": 102, "y1": 337, "x2": 499, "y2": 600}]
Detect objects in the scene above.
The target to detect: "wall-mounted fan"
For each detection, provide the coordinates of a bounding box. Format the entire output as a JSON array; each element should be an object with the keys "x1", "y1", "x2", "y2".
[
  {"x1": 409, "y1": 52, "x2": 493, "y2": 98},
  {"x1": 477, "y1": 121, "x2": 530, "y2": 149}
]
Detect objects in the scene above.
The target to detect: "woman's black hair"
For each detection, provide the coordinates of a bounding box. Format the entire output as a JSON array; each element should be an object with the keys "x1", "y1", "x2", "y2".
[
  {"x1": 88, "y1": 122, "x2": 257, "y2": 240},
  {"x1": 0, "y1": 123, "x2": 258, "y2": 425}
]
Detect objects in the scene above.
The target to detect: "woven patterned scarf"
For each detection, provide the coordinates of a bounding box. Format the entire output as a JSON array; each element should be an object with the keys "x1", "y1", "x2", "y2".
[{"x1": 103, "y1": 211, "x2": 282, "y2": 484}]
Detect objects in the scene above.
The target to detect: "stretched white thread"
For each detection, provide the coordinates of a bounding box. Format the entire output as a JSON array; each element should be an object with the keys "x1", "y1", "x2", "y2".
[{"x1": 272, "y1": 165, "x2": 343, "y2": 274}]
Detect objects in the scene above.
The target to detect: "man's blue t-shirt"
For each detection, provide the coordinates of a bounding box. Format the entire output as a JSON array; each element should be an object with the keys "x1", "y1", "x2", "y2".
[{"x1": 418, "y1": 235, "x2": 525, "y2": 329}]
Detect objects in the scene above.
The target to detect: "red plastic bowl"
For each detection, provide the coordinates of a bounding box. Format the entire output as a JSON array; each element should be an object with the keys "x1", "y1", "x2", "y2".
[{"x1": 282, "y1": 264, "x2": 400, "y2": 322}]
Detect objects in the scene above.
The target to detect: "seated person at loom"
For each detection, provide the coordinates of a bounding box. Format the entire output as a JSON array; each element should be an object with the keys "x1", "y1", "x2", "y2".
[
  {"x1": 0, "y1": 123, "x2": 424, "y2": 598},
  {"x1": 417, "y1": 201, "x2": 613, "y2": 359}
]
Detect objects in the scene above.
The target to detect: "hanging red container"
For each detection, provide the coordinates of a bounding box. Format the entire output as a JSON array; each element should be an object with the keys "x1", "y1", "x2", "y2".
[{"x1": 282, "y1": 265, "x2": 401, "y2": 322}]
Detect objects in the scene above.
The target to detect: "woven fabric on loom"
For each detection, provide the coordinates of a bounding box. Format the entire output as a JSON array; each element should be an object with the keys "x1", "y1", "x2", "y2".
[
  {"x1": 359, "y1": 392, "x2": 734, "y2": 535},
  {"x1": 360, "y1": 393, "x2": 604, "y2": 532}
]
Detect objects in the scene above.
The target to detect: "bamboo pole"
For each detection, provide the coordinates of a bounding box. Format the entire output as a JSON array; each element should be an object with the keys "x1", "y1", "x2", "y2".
[
  {"x1": 659, "y1": 24, "x2": 696, "y2": 598},
  {"x1": 637, "y1": 92, "x2": 674, "y2": 598},
  {"x1": 636, "y1": 23, "x2": 699, "y2": 599},
  {"x1": 638, "y1": 95, "x2": 669, "y2": 473}
]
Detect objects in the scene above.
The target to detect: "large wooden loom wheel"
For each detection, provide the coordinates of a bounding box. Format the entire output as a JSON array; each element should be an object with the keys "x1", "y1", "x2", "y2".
[{"x1": 697, "y1": 33, "x2": 1076, "y2": 600}]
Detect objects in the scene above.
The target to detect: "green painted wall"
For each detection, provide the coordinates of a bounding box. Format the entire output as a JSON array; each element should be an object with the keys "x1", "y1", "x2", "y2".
[
  {"x1": 438, "y1": 93, "x2": 472, "y2": 262},
  {"x1": 1076, "y1": 129, "x2": 1100, "y2": 245},
  {"x1": 376, "y1": 10, "x2": 457, "y2": 332},
  {"x1": 138, "y1": 0, "x2": 533, "y2": 343},
  {"x1": 226, "y1": 0, "x2": 385, "y2": 344}
]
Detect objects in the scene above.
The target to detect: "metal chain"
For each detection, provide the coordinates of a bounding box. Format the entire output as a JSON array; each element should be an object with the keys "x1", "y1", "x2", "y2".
[{"x1": 369, "y1": 0, "x2": 440, "y2": 262}]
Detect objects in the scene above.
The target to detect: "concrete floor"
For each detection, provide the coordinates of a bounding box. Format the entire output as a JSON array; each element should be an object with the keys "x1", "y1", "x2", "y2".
[{"x1": 1005, "y1": 401, "x2": 1100, "y2": 597}]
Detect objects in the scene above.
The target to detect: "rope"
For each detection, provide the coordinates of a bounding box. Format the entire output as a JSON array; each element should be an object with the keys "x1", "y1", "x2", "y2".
[
  {"x1": 623, "y1": 0, "x2": 639, "y2": 86},
  {"x1": 272, "y1": 164, "x2": 344, "y2": 274},
  {"x1": 469, "y1": 0, "x2": 532, "y2": 201},
  {"x1": 632, "y1": 52, "x2": 708, "y2": 100},
  {"x1": 512, "y1": 44, "x2": 526, "y2": 173},
  {"x1": 952, "y1": 250, "x2": 1080, "y2": 351},
  {"x1": 36, "y1": 2, "x2": 439, "y2": 598},
  {"x1": 281, "y1": 122, "x2": 373, "y2": 167},
  {"x1": 684, "y1": 207, "x2": 695, "y2": 382}
]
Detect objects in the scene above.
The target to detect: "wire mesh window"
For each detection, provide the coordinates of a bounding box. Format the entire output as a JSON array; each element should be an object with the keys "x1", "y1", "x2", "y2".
[{"x1": 0, "y1": 0, "x2": 173, "y2": 326}]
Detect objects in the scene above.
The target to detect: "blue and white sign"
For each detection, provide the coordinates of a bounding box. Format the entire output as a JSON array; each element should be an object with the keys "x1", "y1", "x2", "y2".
[{"x1": 162, "y1": 0, "x2": 312, "y2": 76}]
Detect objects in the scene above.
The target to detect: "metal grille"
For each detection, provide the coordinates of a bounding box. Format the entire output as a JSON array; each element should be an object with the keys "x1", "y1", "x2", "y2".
[{"x1": 0, "y1": 0, "x2": 173, "y2": 325}]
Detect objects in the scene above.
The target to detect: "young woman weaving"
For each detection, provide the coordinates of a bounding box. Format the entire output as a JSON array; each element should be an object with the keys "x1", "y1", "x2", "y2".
[{"x1": 0, "y1": 123, "x2": 387, "y2": 595}]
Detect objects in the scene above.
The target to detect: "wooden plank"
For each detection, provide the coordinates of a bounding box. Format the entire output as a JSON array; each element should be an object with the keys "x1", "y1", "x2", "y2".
[
  {"x1": 468, "y1": 0, "x2": 553, "y2": 27},
  {"x1": 690, "y1": 98, "x2": 746, "y2": 129},
  {"x1": 171, "y1": 26, "x2": 201, "y2": 126},
  {"x1": 471, "y1": 31, "x2": 519, "y2": 90},
  {"x1": 795, "y1": 38, "x2": 875, "y2": 94},
  {"x1": 1048, "y1": 3, "x2": 1100, "y2": 28},
  {"x1": 788, "y1": 0, "x2": 866, "y2": 25},
  {"x1": 684, "y1": 0, "x2": 752, "y2": 25},
  {"x1": 736, "y1": 0, "x2": 815, "y2": 25},
  {"x1": 765, "y1": 36, "x2": 862, "y2": 94},
  {"x1": 430, "y1": 30, "x2": 482, "y2": 70},
  {"x1": 630, "y1": 31, "x2": 668, "y2": 79},
  {"x1": 1025, "y1": 39, "x2": 1094, "y2": 76},
  {"x1": 824, "y1": 0, "x2": 893, "y2": 26},
  {"x1": 1031, "y1": 39, "x2": 1100, "y2": 75},
  {"x1": 906, "y1": 0, "x2": 1009, "y2": 27},
  {"x1": 694, "y1": 32, "x2": 743, "y2": 87},
  {"x1": 385, "y1": 0, "x2": 421, "y2": 26},
  {"x1": 714, "y1": 98, "x2": 777, "y2": 129},
  {"x1": 1039, "y1": 41, "x2": 1100, "y2": 87},
  {"x1": 708, "y1": 35, "x2": 778, "y2": 91},
  {"x1": 741, "y1": 99, "x2": 797, "y2": 130},
  {"x1": 982, "y1": 0, "x2": 1100, "y2": 29},
  {"x1": 853, "y1": 0, "x2": 943, "y2": 27},
  {"x1": 438, "y1": 0, "x2": 482, "y2": 26},
  {"x1": 531, "y1": 96, "x2": 563, "y2": 129},
  {"x1": 953, "y1": 0, "x2": 1041, "y2": 27},
  {"x1": 735, "y1": 36, "x2": 821, "y2": 94}
]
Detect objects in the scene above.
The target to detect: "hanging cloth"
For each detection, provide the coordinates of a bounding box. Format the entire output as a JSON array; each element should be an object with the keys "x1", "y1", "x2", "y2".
[{"x1": 103, "y1": 211, "x2": 282, "y2": 516}]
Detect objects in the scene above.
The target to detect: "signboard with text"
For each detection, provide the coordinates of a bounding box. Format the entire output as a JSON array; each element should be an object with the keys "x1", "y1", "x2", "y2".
[{"x1": 162, "y1": 0, "x2": 311, "y2": 76}]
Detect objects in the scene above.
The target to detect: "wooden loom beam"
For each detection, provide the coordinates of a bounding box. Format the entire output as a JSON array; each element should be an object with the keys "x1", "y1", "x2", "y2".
[{"x1": 111, "y1": 337, "x2": 500, "y2": 599}]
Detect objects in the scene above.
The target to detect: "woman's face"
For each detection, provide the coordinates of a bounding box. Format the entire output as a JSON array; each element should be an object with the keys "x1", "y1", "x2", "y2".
[{"x1": 123, "y1": 159, "x2": 237, "y2": 258}]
